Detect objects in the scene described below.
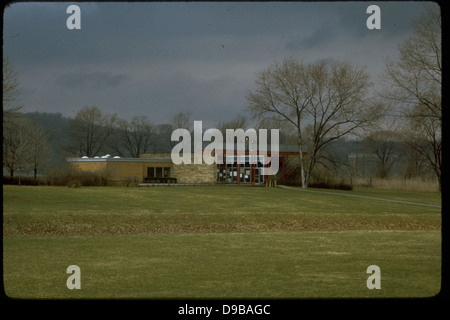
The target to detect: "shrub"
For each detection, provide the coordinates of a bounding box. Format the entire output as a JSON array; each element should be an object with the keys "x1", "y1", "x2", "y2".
[
  {"x1": 44, "y1": 165, "x2": 112, "y2": 187},
  {"x1": 308, "y1": 180, "x2": 353, "y2": 191},
  {"x1": 2, "y1": 176, "x2": 46, "y2": 186},
  {"x1": 122, "y1": 176, "x2": 139, "y2": 187},
  {"x1": 67, "y1": 180, "x2": 82, "y2": 188},
  {"x1": 279, "y1": 166, "x2": 353, "y2": 190}
]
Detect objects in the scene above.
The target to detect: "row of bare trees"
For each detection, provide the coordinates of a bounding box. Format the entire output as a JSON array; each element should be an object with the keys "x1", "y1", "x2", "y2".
[
  {"x1": 3, "y1": 58, "x2": 159, "y2": 176},
  {"x1": 65, "y1": 106, "x2": 252, "y2": 159},
  {"x1": 3, "y1": 115, "x2": 49, "y2": 179},
  {"x1": 65, "y1": 107, "x2": 188, "y2": 158},
  {"x1": 3, "y1": 58, "x2": 50, "y2": 179}
]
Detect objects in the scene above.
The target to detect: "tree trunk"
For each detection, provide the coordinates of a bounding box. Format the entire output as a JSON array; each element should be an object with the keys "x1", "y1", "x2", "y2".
[{"x1": 297, "y1": 125, "x2": 306, "y2": 188}]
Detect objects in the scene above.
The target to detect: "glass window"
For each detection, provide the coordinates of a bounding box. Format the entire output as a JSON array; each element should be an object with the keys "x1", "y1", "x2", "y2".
[
  {"x1": 147, "y1": 166, "x2": 171, "y2": 178},
  {"x1": 164, "y1": 167, "x2": 170, "y2": 178}
]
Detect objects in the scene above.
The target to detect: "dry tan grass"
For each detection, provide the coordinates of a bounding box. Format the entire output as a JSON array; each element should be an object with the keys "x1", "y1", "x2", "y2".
[
  {"x1": 353, "y1": 177, "x2": 439, "y2": 192},
  {"x1": 3, "y1": 212, "x2": 441, "y2": 237},
  {"x1": 3, "y1": 185, "x2": 441, "y2": 237}
]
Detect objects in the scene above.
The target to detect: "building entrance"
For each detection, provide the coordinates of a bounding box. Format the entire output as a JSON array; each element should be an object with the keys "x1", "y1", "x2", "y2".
[{"x1": 216, "y1": 155, "x2": 265, "y2": 185}]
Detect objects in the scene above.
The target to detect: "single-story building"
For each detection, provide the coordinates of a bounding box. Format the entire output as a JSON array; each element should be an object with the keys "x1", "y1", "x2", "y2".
[{"x1": 67, "y1": 146, "x2": 305, "y2": 185}]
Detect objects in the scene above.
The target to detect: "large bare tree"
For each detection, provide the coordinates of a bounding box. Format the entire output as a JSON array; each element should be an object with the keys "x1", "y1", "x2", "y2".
[
  {"x1": 67, "y1": 106, "x2": 117, "y2": 157},
  {"x1": 111, "y1": 116, "x2": 155, "y2": 158},
  {"x1": 247, "y1": 58, "x2": 379, "y2": 188},
  {"x1": 384, "y1": 5, "x2": 441, "y2": 120},
  {"x1": 383, "y1": 5, "x2": 441, "y2": 190}
]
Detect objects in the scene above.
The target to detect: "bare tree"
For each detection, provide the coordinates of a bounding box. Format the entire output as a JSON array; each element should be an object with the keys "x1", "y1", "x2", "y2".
[
  {"x1": 247, "y1": 58, "x2": 378, "y2": 187},
  {"x1": 28, "y1": 122, "x2": 50, "y2": 179},
  {"x1": 382, "y1": 4, "x2": 441, "y2": 190},
  {"x1": 170, "y1": 111, "x2": 192, "y2": 130},
  {"x1": 169, "y1": 111, "x2": 192, "y2": 148},
  {"x1": 67, "y1": 106, "x2": 117, "y2": 157},
  {"x1": 397, "y1": 105, "x2": 441, "y2": 188},
  {"x1": 3, "y1": 59, "x2": 50, "y2": 179},
  {"x1": 217, "y1": 114, "x2": 248, "y2": 133},
  {"x1": 3, "y1": 57, "x2": 22, "y2": 125},
  {"x1": 364, "y1": 130, "x2": 400, "y2": 179},
  {"x1": 111, "y1": 116, "x2": 155, "y2": 158},
  {"x1": 247, "y1": 58, "x2": 310, "y2": 187},
  {"x1": 3, "y1": 116, "x2": 32, "y2": 177},
  {"x1": 383, "y1": 5, "x2": 441, "y2": 121}
]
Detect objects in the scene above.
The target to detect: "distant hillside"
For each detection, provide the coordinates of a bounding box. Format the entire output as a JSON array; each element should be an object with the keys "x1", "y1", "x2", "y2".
[
  {"x1": 23, "y1": 112, "x2": 73, "y2": 168},
  {"x1": 22, "y1": 112, "x2": 174, "y2": 166}
]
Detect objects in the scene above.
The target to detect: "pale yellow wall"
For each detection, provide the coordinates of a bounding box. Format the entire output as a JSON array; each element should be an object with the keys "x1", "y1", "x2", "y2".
[
  {"x1": 69, "y1": 161, "x2": 144, "y2": 182},
  {"x1": 69, "y1": 153, "x2": 217, "y2": 184},
  {"x1": 70, "y1": 161, "x2": 107, "y2": 173},
  {"x1": 107, "y1": 162, "x2": 144, "y2": 181}
]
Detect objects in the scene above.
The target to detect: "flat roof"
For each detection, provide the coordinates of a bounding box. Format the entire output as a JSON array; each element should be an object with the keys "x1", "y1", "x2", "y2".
[{"x1": 67, "y1": 157, "x2": 173, "y2": 163}]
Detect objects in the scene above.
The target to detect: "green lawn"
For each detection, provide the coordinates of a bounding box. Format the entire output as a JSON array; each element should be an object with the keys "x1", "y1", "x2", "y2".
[
  {"x1": 3, "y1": 185, "x2": 441, "y2": 235},
  {"x1": 2, "y1": 185, "x2": 442, "y2": 299}
]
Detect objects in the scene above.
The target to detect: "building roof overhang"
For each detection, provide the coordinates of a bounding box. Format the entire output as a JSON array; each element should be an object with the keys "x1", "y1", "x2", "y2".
[{"x1": 67, "y1": 157, "x2": 173, "y2": 163}]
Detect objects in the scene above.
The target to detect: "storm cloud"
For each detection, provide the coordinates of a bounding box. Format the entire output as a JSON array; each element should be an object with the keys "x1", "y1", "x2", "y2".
[
  {"x1": 3, "y1": 1, "x2": 434, "y2": 126},
  {"x1": 56, "y1": 72, "x2": 128, "y2": 89}
]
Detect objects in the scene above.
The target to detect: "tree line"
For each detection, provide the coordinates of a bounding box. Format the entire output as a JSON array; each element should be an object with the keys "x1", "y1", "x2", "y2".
[{"x1": 3, "y1": 6, "x2": 441, "y2": 190}]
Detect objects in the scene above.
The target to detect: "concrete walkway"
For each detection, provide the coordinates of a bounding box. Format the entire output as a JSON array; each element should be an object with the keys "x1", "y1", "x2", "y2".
[{"x1": 278, "y1": 185, "x2": 442, "y2": 209}]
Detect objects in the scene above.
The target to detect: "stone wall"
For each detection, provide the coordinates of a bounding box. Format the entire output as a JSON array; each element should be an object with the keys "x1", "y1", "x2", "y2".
[
  {"x1": 142, "y1": 153, "x2": 217, "y2": 184},
  {"x1": 172, "y1": 162, "x2": 216, "y2": 184}
]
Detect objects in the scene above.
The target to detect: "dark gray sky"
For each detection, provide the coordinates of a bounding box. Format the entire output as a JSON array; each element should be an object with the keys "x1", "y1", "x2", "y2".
[{"x1": 3, "y1": 1, "x2": 435, "y2": 127}]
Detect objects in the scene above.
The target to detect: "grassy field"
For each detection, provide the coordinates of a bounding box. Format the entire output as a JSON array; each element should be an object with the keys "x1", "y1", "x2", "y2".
[{"x1": 3, "y1": 185, "x2": 442, "y2": 299}]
